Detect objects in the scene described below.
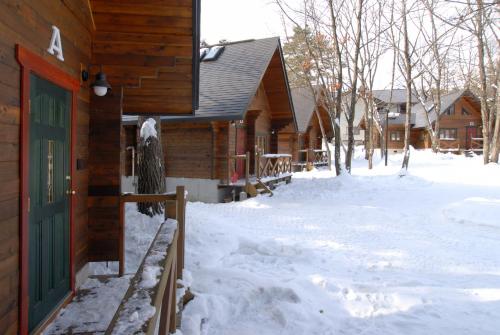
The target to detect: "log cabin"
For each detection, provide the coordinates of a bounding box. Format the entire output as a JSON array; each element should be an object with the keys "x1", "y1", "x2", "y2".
[
  {"x1": 0, "y1": 0, "x2": 200, "y2": 334},
  {"x1": 411, "y1": 90, "x2": 483, "y2": 152},
  {"x1": 290, "y1": 87, "x2": 333, "y2": 169},
  {"x1": 123, "y1": 37, "x2": 297, "y2": 203},
  {"x1": 360, "y1": 89, "x2": 483, "y2": 154}
]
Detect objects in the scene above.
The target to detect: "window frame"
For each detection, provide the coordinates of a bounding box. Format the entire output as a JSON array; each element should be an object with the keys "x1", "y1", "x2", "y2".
[{"x1": 439, "y1": 128, "x2": 458, "y2": 140}]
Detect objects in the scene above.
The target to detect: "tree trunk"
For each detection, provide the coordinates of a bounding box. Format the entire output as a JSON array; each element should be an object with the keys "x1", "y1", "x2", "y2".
[
  {"x1": 475, "y1": 0, "x2": 490, "y2": 164},
  {"x1": 137, "y1": 117, "x2": 167, "y2": 217},
  {"x1": 329, "y1": 0, "x2": 343, "y2": 176},
  {"x1": 345, "y1": 0, "x2": 364, "y2": 173},
  {"x1": 490, "y1": 79, "x2": 500, "y2": 162},
  {"x1": 401, "y1": 2, "x2": 412, "y2": 170}
]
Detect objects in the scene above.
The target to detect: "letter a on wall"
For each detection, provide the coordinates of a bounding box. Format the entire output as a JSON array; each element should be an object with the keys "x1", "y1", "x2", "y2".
[{"x1": 47, "y1": 25, "x2": 64, "y2": 61}]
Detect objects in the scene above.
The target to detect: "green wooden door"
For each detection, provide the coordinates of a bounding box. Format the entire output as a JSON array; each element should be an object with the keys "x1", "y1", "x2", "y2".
[{"x1": 29, "y1": 74, "x2": 71, "y2": 332}]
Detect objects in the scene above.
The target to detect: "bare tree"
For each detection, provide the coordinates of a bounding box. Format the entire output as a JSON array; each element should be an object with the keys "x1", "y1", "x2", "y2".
[
  {"x1": 344, "y1": 0, "x2": 364, "y2": 173},
  {"x1": 358, "y1": 0, "x2": 387, "y2": 169}
]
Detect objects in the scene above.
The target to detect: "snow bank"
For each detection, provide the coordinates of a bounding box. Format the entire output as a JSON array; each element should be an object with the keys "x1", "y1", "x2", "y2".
[
  {"x1": 181, "y1": 150, "x2": 500, "y2": 335},
  {"x1": 443, "y1": 197, "x2": 500, "y2": 228}
]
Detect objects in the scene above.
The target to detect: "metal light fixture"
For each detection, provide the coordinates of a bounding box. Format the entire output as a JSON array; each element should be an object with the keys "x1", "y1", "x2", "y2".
[
  {"x1": 90, "y1": 71, "x2": 111, "y2": 97},
  {"x1": 81, "y1": 65, "x2": 111, "y2": 97}
]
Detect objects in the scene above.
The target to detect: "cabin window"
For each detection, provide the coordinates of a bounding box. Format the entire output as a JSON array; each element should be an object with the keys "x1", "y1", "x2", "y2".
[
  {"x1": 444, "y1": 104, "x2": 455, "y2": 116},
  {"x1": 399, "y1": 103, "x2": 406, "y2": 114},
  {"x1": 203, "y1": 46, "x2": 225, "y2": 61},
  {"x1": 390, "y1": 131, "x2": 402, "y2": 141},
  {"x1": 353, "y1": 126, "x2": 360, "y2": 135},
  {"x1": 439, "y1": 128, "x2": 457, "y2": 140},
  {"x1": 461, "y1": 107, "x2": 471, "y2": 116}
]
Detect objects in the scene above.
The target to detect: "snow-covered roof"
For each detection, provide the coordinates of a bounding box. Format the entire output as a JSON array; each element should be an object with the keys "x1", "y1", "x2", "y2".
[
  {"x1": 291, "y1": 87, "x2": 316, "y2": 133},
  {"x1": 371, "y1": 89, "x2": 418, "y2": 104},
  {"x1": 413, "y1": 89, "x2": 480, "y2": 129}
]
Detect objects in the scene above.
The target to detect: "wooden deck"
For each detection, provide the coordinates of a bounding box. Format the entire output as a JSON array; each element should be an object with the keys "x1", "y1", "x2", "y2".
[
  {"x1": 46, "y1": 187, "x2": 188, "y2": 335},
  {"x1": 219, "y1": 174, "x2": 292, "y2": 200}
]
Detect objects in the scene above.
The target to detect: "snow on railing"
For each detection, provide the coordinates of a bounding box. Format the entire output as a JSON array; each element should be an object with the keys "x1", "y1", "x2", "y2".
[
  {"x1": 256, "y1": 152, "x2": 292, "y2": 178},
  {"x1": 107, "y1": 186, "x2": 187, "y2": 334}
]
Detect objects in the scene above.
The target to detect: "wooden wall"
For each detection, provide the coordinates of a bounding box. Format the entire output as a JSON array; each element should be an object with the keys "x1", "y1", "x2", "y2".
[
  {"x1": 409, "y1": 96, "x2": 482, "y2": 150},
  {"x1": 90, "y1": 0, "x2": 196, "y2": 115},
  {"x1": 0, "y1": 0, "x2": 93, "y2": 333},
  {"x1": 435, "y1": 97, "x2": 482, "y2": 149},
  {"x1": 87, "y1": 94, "x2": 122, "y2": 262},
  {"x1": 162, "y1": 122, "x2": 213, "y2": 179},
  {"x1": 262, "y1": 49, "x2": 295, "y2": 131}
]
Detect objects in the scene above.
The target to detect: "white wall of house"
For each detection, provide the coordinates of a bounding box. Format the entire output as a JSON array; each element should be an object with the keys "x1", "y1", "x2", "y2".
[
  {"x1": 340, "y1": 99, "x2": 366, "y2": 145},
  {"x1": 122, "y1": 176, "x2": 231, "y2": 203}
]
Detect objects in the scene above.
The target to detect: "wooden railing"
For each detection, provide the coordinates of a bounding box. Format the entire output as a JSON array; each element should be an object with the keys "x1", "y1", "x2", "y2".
[
  {"x1": 439, "y1": 139, "x2": 460, "y2": 152},
  {"x1": 226, "y1": 151, "x2": 250, "y2": 185},
  {"x1": 256, "y1": 153, "x2": 292, "y2": 178},
  {"x1": 107, "y1": 186, "x2": 186, "y2": 334},
  {"x1": 298, "y1": 149, "x2": 329, "y2": 165},
  {"x1": 470, "y1": 137, "x2": 483, "y2": 151}
]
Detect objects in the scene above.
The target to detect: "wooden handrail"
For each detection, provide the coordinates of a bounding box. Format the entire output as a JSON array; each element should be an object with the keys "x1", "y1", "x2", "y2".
[
  {"x1": 256, "y1": 154, "x2": 292, "y2": 178},
  {"x1": 105, "y1": 222, "x2": 179, "y2": 334},
  {"x1": 111, "y1": 185, "x2": 187, "y2": 334},
  {"x1": 439, "y1": 139, "x2": 460, "y2": 151}
]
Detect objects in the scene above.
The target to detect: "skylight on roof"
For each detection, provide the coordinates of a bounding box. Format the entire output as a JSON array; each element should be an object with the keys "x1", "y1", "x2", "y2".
[
  {"x1": 200, "y1": 48, "x2": 209, "y2": 60},
  {"x1": 203, "y1": 46, "x2": 225, "y2": 62}
]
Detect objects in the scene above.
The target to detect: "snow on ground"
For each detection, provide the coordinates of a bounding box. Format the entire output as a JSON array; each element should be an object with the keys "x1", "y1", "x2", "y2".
[
  {"x1": 181, "y1": 150, "x2": 500, "y2": 335},
  {"x1": 90, "y1": 203, "x2": 164, "y2": 275},
  {"x1": 46, "y1": 204, "x2": 163, "y2": 334}
]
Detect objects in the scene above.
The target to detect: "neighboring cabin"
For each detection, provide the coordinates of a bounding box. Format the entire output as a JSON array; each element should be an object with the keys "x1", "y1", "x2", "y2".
[
  {"x1": 411, "y1": 89, "x2": 482, "y2": 152},
  {"x1": 290, "y1": 87, "x2": 333, "y2": 167},
  {"x1": 357, "y1": 89, "x2": 419, "y2": 152},
  {"x1": 123, "y1": 37, "x2": 297, "y2": 203},
  {"x1": 359, "y1": 89, "x2": 482, "y2": 153},
  {"x1": 0, "y1": 1, "x2": 200, "y2": 334}
]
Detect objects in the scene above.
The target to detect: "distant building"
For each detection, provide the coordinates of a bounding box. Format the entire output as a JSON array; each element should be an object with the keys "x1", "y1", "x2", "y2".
[
  {"x1": 359, "y1": 89, "x2": 482, "y2": 153},
  {"x1": 343, "y1": 89, "x2": 418, "y2": 147}
]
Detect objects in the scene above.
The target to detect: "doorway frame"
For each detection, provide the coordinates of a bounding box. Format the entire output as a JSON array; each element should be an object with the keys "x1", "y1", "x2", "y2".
[
  {"x1": 16, "y1": 45, "x2": 80, "y2": 335},
  {"x1": 465, "y1": 125, "x2": 478, "y2": 149}
]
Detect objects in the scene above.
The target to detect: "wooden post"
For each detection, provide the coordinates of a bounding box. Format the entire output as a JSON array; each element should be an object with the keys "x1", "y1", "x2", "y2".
[
  {"x1": 119, "y1": 199, "x2": 125, "y2": 276},
  {"x1": 255, "y1": 150, "x2": 260, "y2": 179},
  {"x1": 227, "y1": 155, "x2": 230, "y2": 184},
  {"x1": 169, "y1": 259, "x2": 178, "y2": 333},
  {"x1": 245, "y1": 151, "x2": 250, "y2": 185},
  {"x1": 176, "y1": 186, "x2": 185, "y2": 280}
]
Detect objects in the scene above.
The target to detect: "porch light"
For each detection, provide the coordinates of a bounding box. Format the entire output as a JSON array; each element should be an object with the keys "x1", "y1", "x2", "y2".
[
  {"x1": 81, "y1": 65, "x2": 112, "y2": 97},
  {"x1": 91, "y1": 71, "x2": 111, "y2": 97}
]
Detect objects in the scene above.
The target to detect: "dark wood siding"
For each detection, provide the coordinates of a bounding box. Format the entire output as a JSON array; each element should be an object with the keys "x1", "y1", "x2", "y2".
[
  {"x1": 91, "y1": 0, "x2": 196, "y2": 115},
  {"x1": 162, "y1": 122, "x2": 213, "y2": 179},
  {"x1": 0, "y1": 0, "x2": 92, "y2": 333}
]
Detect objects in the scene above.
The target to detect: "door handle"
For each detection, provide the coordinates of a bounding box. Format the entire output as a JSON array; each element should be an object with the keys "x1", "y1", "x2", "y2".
[{"x1": 66, "y1": 190, "x2": 76, "y2": 195}]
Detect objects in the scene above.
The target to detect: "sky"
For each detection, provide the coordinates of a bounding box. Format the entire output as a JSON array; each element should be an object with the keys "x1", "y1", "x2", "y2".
[
  {"x1": 201, "y1": 0, "x2": 286, "y2": 44},
  {"x1": 200, "y1": 0, "x2": 396, "y2": 89}
]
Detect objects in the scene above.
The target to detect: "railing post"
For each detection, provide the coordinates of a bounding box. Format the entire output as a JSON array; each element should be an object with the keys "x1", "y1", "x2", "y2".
[
  {"x1": 245, "y1": 151, "x2": 250, "y2": 185},
  {"x1": 227, "y1": 155, "x2": 230, "y2": 184},
  {"x1": 256, "y1": 150, "x2": 260, "y2": 179},
  {"x1": 176, "y1": 186, "x2": 185, "y2": 280},
  {"x1": 119, "y1": 198, "x2": 125, "y2": 276}
]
